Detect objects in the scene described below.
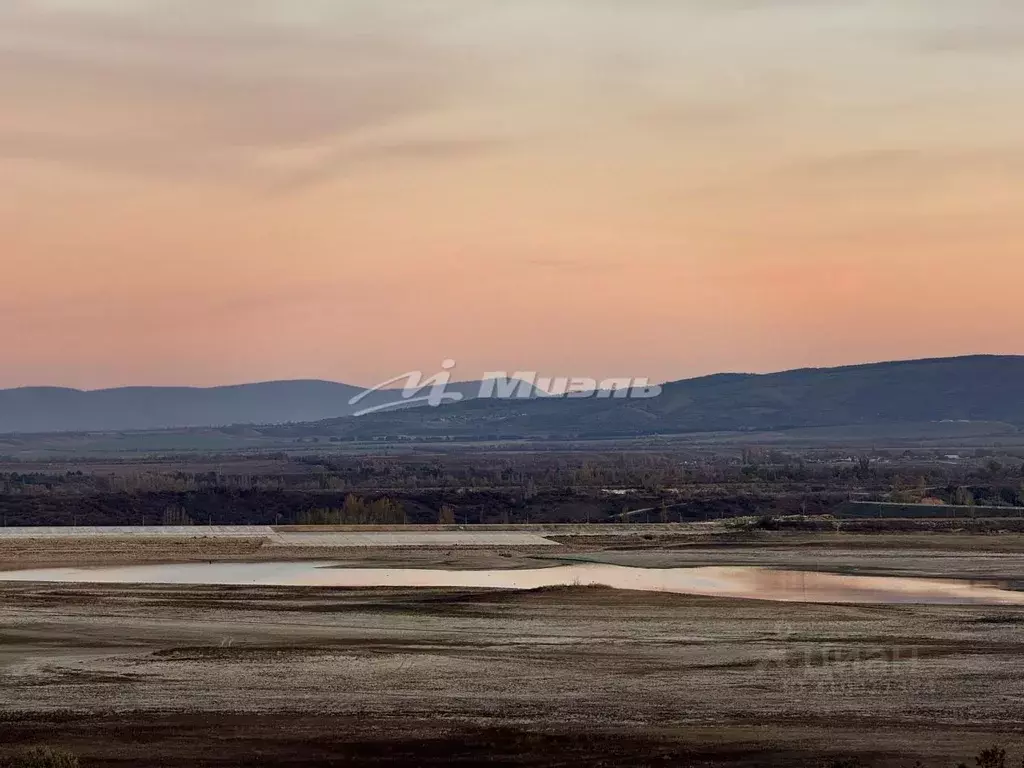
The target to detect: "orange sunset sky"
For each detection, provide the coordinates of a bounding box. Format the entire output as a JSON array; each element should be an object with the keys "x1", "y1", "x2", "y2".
[{"x1": 2, "y1": 1, "x2": 1022, "y2": 390}]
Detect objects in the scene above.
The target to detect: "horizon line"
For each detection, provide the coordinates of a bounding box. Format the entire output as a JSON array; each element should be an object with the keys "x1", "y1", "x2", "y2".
[{"x1": 2, "y1": 353, "x2": 1019, "y2": 394}]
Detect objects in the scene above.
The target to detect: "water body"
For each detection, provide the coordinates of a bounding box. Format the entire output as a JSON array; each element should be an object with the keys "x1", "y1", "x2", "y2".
[{"x1": 2, "y1": 562, "x2": 1023, "y2": 605}]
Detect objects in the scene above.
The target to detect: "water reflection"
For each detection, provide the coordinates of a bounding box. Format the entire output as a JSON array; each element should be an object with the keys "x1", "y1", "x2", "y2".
[{"x1": 1, "y1": 562, "x2": 1021, "y2": 605}]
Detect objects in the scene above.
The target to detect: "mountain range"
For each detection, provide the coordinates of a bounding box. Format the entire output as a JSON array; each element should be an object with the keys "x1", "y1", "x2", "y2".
[
  {"x1": 266, "y1": 355, "x2": 1024, "y2": 441},
  {"x1": 2, "y1": 356, "x2": 1022, "y2": 438},
  {"x1": 0, "y1": 379, "x2": 508, "y2": 434}
]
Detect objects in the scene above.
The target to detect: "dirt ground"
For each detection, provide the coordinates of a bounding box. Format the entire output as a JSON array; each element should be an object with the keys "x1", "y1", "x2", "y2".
[
  {"x1": 6, "y1": 526, "x2": 1024, "y2": 572},
  {"x1": 0, "y1": 536, "x2": 568, "y2": 572},
  {"x1": 2, "y1": 532, "x2": 1024, "y2": 766}
]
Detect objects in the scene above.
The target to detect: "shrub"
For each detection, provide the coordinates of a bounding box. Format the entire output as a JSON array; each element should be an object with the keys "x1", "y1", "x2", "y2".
[
  {"x1": 969, "y1": 746, "x2": 1008, "y2": 768},
  {"x1": 5, "y1": 747, "x2": 80, "y2": 768}
]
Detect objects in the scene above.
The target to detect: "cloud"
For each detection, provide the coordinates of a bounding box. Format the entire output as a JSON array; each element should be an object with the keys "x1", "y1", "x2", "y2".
[
  {"x1": 787, "y1": 147, "x2": 1024, "y2": 183},
  {"x1": 923, "y1": 26, "x2": 1024, "y2": 54},
  {"x1": 268, "y1": 136, "x2": 515, "y2": 194},
  {"x1": 0, "y1": 2, "x2": 481, "y2": 183},
  {"x1": 3, "y1": 0, "x2": 1023, "y2": 193},
  {"x1": 524, "y1": 257, "x2": 623, "y2": 273},
  {"x1": 905, "y1": 0, "x2": 1024, "y2": 53}
]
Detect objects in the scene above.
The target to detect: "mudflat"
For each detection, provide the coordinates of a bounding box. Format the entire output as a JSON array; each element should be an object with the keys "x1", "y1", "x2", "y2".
[{"x1": 2, "y1": 532, "x2": 1024, "y2": 766}]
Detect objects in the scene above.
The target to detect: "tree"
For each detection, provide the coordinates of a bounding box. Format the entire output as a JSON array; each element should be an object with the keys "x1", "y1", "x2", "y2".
[
  {"x1": 161, "y1": 505, "x2": 192, "y2": 526},
  {"x1": 341, "y1": 494, "x2": 366, "y2": 523},
  {"x1": 856, "y1": 456, "x2": 872, "y2": 480},
  {"x1": 953, "y1": 486, "x2": 975, "y2": 507},
  {"x1": 438, "y1": 504, "x2": 456, "y2": 525},
  {"x1": 368, "y1": 497, "x2": 406, "y2": 525}
]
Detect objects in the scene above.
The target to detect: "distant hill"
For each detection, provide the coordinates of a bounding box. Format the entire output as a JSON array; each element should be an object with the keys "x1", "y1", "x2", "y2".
[
  {"x1": 4, "y1": 356, "x2": 1022, "y2": 439},
  {"x1": 264, "y1": 355, "x2": 1024, "y2": 440},
  {"x1": 0, "y1": 379, "x2": 520, "y2": 434}
]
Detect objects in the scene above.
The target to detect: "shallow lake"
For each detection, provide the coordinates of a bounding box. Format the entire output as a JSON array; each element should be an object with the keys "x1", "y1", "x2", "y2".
[{"x1": 2, "y1": 561, "x2": 1023, "y2": 605}]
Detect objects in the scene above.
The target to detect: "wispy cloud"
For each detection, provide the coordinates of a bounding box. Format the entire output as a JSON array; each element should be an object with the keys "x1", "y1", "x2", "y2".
[
  {"x1": 269, "y1": 137, "x2": 514, "y2": 194},
  {"x1": 0, "y1": 2, "x2": 482, "y2": 184},
  {"x1": 524, "y1": 258, "x2": 623, "y2": 273},
  {"x1": 2, "y1": 1, "x2": 1023, "y2": 389},
  {"x1": 6, "y1": 0, "x2": 1021, "y2": 189}
]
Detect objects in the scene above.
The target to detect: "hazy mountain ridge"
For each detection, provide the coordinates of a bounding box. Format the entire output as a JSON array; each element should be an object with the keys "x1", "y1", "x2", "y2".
[
  {"x1": 0, "y1": 379, "x2": 523, "y2": 434},
  {"x1": 3, "y1": 356, "x2": 1022, "y2": 437},
  {"x1": 271, "y1": 355, "x2": 1024, "y2": 440}
]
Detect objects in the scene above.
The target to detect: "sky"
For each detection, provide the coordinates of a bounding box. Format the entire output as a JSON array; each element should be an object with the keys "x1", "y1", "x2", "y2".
[{"x1": 2, "y1": 0, "x2": 1023, "y2": 390}]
